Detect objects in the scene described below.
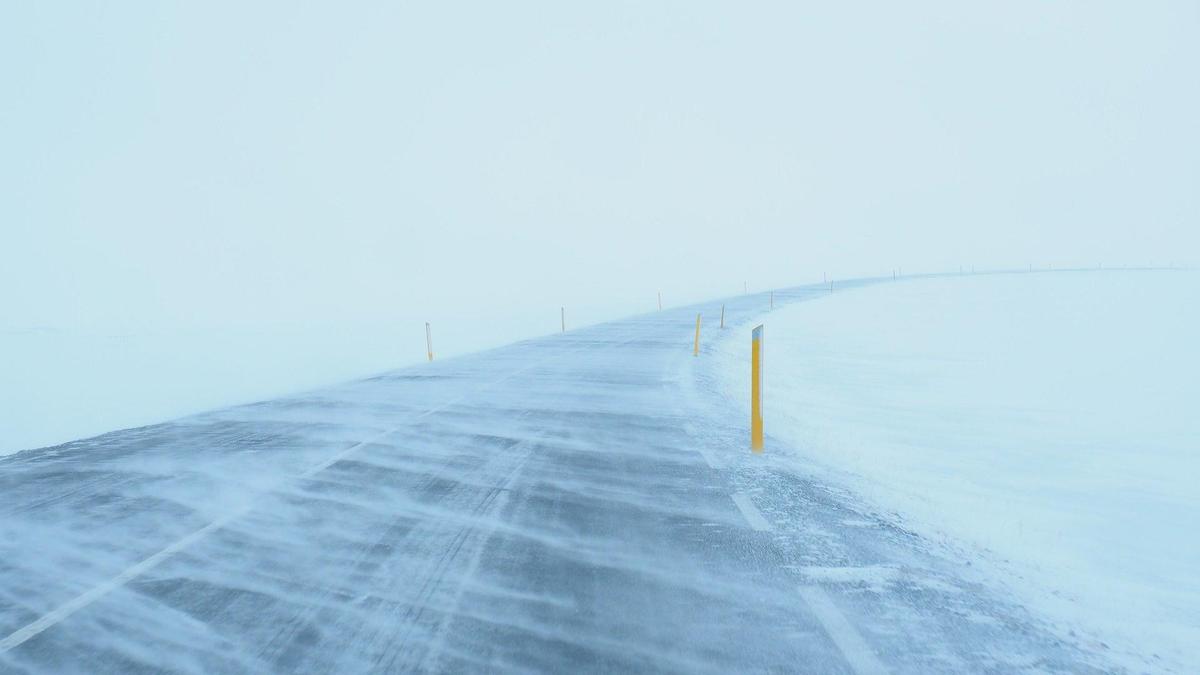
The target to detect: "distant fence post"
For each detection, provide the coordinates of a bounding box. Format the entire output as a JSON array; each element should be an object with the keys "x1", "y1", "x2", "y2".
[
  {"x1": 694, "y1": 313, "x2": 702, "y2": 357},
  {"x1": 425, "y1": 322, "x2": 434, "y2": 362},
  {"x1": 751, "y1": 324, "x2": 764, "y2": 452},
  {"x1": 720, "y1": 304, "x2": 725, "y2": 329},
  {"x1": 561, "y1": 307, "x2": 565, "y2": 333},
  {"x1": 770, "y1": 291, "x2": 774, "y2": 310},
  {"x1": 658, "y1": 291, "x2": 662, "y2": 311}
]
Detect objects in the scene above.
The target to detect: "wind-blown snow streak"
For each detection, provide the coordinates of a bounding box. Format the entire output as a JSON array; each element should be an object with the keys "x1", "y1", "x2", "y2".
[{"x1": 0, "y1": 338, "x2": 598, "y2": 654}]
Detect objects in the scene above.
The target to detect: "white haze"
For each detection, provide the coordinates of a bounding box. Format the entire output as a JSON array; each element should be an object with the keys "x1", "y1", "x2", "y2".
[{"x1": 2, "y1": 1, "x2": 1198, "y2": 452}]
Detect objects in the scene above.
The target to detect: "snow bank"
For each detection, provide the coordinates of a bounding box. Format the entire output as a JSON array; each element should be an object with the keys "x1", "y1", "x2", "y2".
[{"x1": 716, "y1": 270, "x2": 1200, "y2": 672}]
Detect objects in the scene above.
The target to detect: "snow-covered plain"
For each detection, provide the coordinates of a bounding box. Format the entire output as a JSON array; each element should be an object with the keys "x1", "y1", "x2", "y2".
[
  {"x1": 717, "y1": 270, "x2": 1200, "y2": 672},
  {"x1": 0, "y1": 304, "x2": 640, "y2": 457},
  {"x1": 1, "y1": 321, "x2": 403, "y2": 458}
]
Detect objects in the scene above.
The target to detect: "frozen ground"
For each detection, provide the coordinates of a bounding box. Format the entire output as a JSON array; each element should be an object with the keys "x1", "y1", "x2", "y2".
[
  {"x1": 0, "y1": 275, "x2": 1122, "y2": 673},
  {"x1": 716, "y1": 269, "x2": 1199, "y2": 672}
]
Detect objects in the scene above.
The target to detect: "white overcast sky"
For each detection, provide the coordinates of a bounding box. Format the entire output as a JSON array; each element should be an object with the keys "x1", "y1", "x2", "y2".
[{"x1": 3, "y1": 1, "x2": 1198, "y2": 336}]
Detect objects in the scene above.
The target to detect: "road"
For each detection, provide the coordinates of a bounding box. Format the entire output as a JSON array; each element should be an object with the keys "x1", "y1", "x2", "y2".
[{"x1": 0, "y1": 278, "x2": 1111, "y2": 673}]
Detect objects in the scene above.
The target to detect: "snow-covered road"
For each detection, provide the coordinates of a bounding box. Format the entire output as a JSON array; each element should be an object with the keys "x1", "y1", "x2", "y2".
[{"x1": 1, "y1": 277, "x2": 1112, "y2": 673}]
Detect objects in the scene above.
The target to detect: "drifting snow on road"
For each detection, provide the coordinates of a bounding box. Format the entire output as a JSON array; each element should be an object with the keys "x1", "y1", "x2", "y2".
[{"x1": 0, "y1": 271, "x2": 1165, "y2": 673}]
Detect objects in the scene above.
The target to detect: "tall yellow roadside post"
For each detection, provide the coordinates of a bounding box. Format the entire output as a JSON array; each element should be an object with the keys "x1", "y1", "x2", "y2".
[
  {"x1": 425, "y1": 322, "x2": 434, "y2": 362},
  {"x1": 751, "y1": 324, "x2": 764, "y2": 452},
  {"x1": 693, "y1": 313, "x2": 702, "y2": 356}
]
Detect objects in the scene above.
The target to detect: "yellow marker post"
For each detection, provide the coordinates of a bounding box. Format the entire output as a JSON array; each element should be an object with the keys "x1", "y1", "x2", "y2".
[
  {"x1": 693, "y1": 313, "x2": 702, "y2": 357},
  {"x1": 720, "y1": 304, "x2": 725, "y2": 329},
  {"x1": 751, "y1": 324, "x2": 764, "y2": 452},
  {"x1": 425, "y1": 322, "x2": 434, "y2": 362}
]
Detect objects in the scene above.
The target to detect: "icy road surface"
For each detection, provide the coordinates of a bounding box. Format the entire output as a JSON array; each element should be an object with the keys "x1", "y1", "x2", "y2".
[{"x1": 1, "y1": 276, "x2": 1113, "y2": 673}]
